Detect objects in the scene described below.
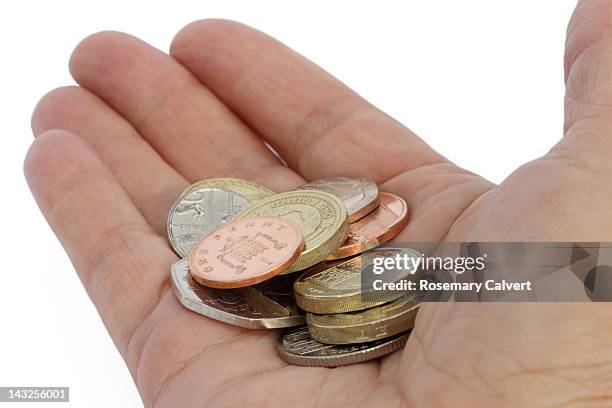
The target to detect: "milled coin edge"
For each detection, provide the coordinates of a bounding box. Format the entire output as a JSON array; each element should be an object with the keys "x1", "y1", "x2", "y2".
[
  {"x1": 306, "y1": 302, "x2": 420, "y2": 344},
  {"x1": 235, "y1": 190, "x2": 349, "y2": 273},
  {"x1": 277, "y1": 329, "x2": 410, "y2": 367},
  {"x1": 293, "y1": 248, "x2": 420, "y2": 313}
]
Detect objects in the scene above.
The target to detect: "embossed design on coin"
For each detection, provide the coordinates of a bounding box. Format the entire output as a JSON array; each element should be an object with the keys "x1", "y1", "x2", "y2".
[
  {"x1": 189, "y1": 216, "x2": 304, "y2": 288},
  {"x1": 307, "y1": 300, "x2": 421, "y2": 344},
  {"x1": 167, "y1": 187, "x2": 250, "y2": 257},
  {"x1": 297, "y1": 177, "x2": 379, "y2": 222},
  {"x1": 236, "y1": 190, "x2": 349, "y2": 273},
  {"x1": 277, "y1": 326, "x2": 410, "y2": 367},
  {"x1": 294, "y1": 248, "x2": 420, "y2": 313},
  {"x1": 188, "y1": 178, "x2": 275, "y2": 202},
  {"x1": 171, "y1": 259, "x2": 305, "y2": 328},
  {"x1": 328, "y1": 192, "x2": 409, "y2": 259}
]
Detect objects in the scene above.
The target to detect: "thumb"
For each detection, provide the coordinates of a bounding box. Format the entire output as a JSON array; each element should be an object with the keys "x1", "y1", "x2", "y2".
[{"x1": 564, "y1": 0, "x2": 612, "y2": 147}]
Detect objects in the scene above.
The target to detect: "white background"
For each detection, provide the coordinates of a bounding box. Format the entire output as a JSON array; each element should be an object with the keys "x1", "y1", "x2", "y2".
[{"x1": 0, "y1": 1, "x2": 577, "y2": 406}]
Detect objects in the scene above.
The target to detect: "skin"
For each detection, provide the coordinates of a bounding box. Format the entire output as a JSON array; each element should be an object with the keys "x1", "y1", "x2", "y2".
[{"x1": 24, "y1": 0, "x2": 612, "y2": 406}]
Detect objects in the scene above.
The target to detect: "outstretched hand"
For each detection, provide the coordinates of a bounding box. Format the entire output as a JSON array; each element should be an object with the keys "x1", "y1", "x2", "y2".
[{"x1": 26, "y1": 1, "x2": 612, "y2": 406}]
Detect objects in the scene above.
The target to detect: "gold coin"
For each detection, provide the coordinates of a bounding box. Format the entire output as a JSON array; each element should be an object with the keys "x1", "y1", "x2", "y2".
[
  {"x1": 306, "y1": 300, "x2": 421, "y2": 344},
  {"x1": 187, "y1": 178, "x2": 275, "y2": 202},
  {"x1": 235, "y1": 190, "x2": 349, "y2": 273},
  {"x1": 294, "y1": 248, "x2": 420, "y2": 313}
]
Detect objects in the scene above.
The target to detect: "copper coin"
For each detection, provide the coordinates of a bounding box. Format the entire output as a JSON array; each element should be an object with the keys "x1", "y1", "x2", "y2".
[
  {"x1": 188, "y1": 216, "x2": 304, "y2": 289},
  {"x1": 327, "y1": 192, "x2": 409, "y2": 260}
]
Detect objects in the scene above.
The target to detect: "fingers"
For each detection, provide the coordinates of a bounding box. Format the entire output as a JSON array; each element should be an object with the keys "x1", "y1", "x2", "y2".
[
  {"x1": 24, "y1": 130, "x2": 177, "y2": 355},
  {"x1": 69, "y1": 31, "x2": 303, "y2": 192},
  {"x1": 32, "y1": 86, "x2": 188, "y2": 234},
  {"x1": 170, "y1": 20, "x2": 450, "y2": 182},
  {"x1": 563, "y1": 0, "x2": 612, "y2": 158},
  {"x1": 169, "y1": 20, "x2": 494, "y2": 243}
]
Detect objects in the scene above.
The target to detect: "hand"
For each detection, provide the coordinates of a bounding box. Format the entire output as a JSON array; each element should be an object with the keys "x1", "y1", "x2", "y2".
[{"x1": 25, "y1": 1, "x2": 612, "y2": 406}]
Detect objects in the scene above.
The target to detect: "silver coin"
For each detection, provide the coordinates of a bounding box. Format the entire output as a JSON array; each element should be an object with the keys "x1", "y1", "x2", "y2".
[
  {"x1": 277, "y1": 326, "x2": 410, "y2": 367},
  {"x1": 167, "y1": 187, "x2": 250, "y2": 257},
  {"x1": 297, "y1": 177, "x2": 379, "y2": 222},
  {"x1": 170, "y1": 259, "x2": 305, "y2": 329}
]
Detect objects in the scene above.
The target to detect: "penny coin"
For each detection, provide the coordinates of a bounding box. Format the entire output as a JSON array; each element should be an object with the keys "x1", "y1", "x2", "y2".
[
  {"x1": 188, "y1": 178, "x2": 275, "y2": 202},
  {"x1": 307, "y1": 300, "x2": 421, "y2": 345},
  {"x1": 189, "y1": 216, "x2": 304, "y2": 288},
  {"x1": 297, "y1": 177, "x2": 379, "y2": 222},
  {"x1": 235, "y1": 190, "x2": 349, "y2": 273},
  {"x1": 294, "y1": 248, "x2": 421, "y2": 314},
  {"x1": 328, "y1": 192, "x2": 409, "y2": 260},
  {"x1": 171, "y1": 259, "x2": 305, "y2": 329},
  {"x1": 277, "y1": 326, "x2": 410, "y2": 367},
  {"x1": 167, "y1": 187, "x2": 250, "y2": 257}
]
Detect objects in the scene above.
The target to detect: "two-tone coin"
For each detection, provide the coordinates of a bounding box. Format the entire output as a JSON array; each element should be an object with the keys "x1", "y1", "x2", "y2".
[
  {"x1": 171, "y1": 259, "x2": 305, "y2": 329},
  {"x1": 236, "y1": 190, "x2": 349, "y2": 273},
  {"x1": 328, "y1": 192, "x2": 409, "y2": 260},
  {"x1": 306, "y1": 300, "x2": 421, "y2": 345},
  {"x1": 167, "y1": 187, "x2": 250, "y2": 257},
  {"x1": 189, "y1": 216, "x2": 304, "y2": 289},
  {"x1": 297, "y1": 177, "x2": 379, "y2": 222},
  {"x1": 294, "y1": 248, "x2": 420, "y2": 314},
  {"x1": 277, "y1": 326, "x2": 410, "y2": 367},
  {"x1": 187, "y1": 178, "x2": 275, "y2": 202}
]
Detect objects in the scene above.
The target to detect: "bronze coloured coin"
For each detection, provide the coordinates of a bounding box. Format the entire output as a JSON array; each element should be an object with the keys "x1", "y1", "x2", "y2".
[
  {"x1": 328, "y1": 192, "x2": 409, "y2": 260},
  {"x1": 189, "y1": 216, "x2": 304, "y2": 289}
]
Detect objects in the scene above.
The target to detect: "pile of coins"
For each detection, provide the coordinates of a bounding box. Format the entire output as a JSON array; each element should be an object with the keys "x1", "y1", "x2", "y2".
[{"x1": 167, "y1": 177, "x2": 418, "y2": 367}]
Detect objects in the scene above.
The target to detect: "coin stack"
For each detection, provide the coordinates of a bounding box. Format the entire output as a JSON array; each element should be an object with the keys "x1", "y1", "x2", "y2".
[{"x1": 167, "y1": 177, "x2": 416, "y2": 367}]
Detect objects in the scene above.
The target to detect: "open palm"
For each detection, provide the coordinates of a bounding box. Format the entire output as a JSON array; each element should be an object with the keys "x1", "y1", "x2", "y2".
[{"x1": 26, "y1": 2, "x2": 612, "y2": 406}]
